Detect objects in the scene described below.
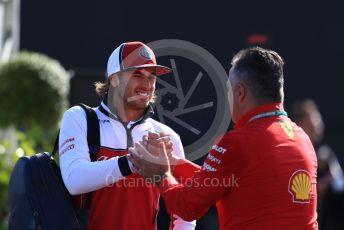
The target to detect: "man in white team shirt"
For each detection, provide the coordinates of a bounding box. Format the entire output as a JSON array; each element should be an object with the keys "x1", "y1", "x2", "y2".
[{"x1": 59, "y1": 41, "x2": 196, "y2": 230}]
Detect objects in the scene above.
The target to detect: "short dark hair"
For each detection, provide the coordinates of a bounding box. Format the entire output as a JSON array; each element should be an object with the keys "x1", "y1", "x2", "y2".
[{"x1": 231, "y1": 47, "x2": 284, "y2": 103}]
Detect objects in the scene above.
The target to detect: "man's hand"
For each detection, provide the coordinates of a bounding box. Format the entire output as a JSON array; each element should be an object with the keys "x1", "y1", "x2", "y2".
[
  {"x1": 143, "y1": 132, "x2": 181, "y2": 169},
  {"x1": 128, "y1": 141, "x2": 171, "y2": 186}
]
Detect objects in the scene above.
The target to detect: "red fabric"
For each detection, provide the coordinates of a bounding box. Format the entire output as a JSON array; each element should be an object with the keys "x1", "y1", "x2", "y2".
[
  {"x1": 122, "y1": 42, "x2": 156, "y2": 69},
  {"x1": 234, "y1": 102, "x2": 284, "y2": 129},
  {"x1": 174, "y1": 158, "x2": 201, "y2": 180},
  {"x1": 160, "y1": 103, "x2": 318, "y2": 230},
  {"x1": 86, "y1": 147, "x2": 160, "y2": 230}
]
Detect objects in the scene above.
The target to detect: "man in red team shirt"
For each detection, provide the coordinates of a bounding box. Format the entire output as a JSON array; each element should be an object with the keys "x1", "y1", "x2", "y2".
[{"x1": 129, "y1": 47, "x2": 318, "y2": 229}]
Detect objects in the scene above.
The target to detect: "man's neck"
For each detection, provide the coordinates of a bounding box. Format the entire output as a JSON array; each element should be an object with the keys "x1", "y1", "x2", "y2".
[
  {"x1": 238, "y1": 101, "x2": 257, "y2": 120},
  {"x1": 239, "y1": 97, "x2": 281, "y2": 118},
  {"x1": 107, "y1": 95, "x2": 144, "y2": 123}
]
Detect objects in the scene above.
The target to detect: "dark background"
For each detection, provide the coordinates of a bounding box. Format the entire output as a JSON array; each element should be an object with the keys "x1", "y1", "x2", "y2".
[
  {"x1": 20, "y1": 0, "x2": 344, "y2": 155},
  {"x1": 20, "y1": 1, "x2": 344, "y2": 229}
]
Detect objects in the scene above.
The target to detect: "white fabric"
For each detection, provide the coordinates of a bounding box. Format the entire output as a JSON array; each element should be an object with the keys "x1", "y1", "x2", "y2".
[
  {"x1": 59, "y1": 103, "x2": 196, "y2": 229},
  {"x1": 107, "y1": 43, "x2": 124, "y2": 77},
  {"x1": 173, "y1": 214, "x2": 197, "y2": 230}
]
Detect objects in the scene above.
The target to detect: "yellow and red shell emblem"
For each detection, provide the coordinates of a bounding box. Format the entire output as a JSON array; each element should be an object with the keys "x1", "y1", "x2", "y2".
[{"x1": 288, "y1": 170, "x2": 312, "y2": 203}]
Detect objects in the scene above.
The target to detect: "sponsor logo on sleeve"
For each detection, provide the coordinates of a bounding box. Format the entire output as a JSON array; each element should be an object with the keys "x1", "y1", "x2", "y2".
[
  {"x1": 212, "y1": 145, "x2": 227, "y2": 154},
  {"x1": 60, "y1": 137, "x2": 75, "y2": 156},
  {"x1": 60, "y1": 137, "x2": 75, "y2": 149},
  {"x1": 202, "y1": 162, "x2": 217, "y2": 172},
  {"x1": 60, "y1": 144, "x2": 75, "y2": 156},
  {"x1": 288, "y1": 170, "x2": 312, "y2": 203},
  {"x1": 207, "y1": 154, "x2": 221, "y2": 164}
]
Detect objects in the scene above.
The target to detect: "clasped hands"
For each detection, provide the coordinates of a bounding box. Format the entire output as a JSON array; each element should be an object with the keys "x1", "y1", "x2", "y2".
[{"x1": 128, "y1": 132, "x2": 179, "y2": 185}]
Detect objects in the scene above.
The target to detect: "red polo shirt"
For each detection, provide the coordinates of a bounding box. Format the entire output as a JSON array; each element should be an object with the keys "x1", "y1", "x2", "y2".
[{"x1": 160, "y1": 103, "x2": 318, "y2": 230}]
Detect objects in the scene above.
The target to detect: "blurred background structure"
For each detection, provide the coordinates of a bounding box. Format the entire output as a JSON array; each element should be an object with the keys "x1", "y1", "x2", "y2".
[
  {"x1": 1, "y1": 0, "x2": 344, "y2": 229},
  {"x1": 0, "y1": 0, "x2": 19, "y2": 61}
]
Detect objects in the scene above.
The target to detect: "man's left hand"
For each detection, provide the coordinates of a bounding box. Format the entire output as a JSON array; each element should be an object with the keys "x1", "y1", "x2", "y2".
[{"x1": 128, "y1": 141, "x2": 171, "y2": 185}]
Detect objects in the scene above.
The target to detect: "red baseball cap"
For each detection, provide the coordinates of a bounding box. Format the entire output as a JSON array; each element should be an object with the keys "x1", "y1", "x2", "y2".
[{"x1": 107, "y1": 41, "x2": 172, "y2": 77}]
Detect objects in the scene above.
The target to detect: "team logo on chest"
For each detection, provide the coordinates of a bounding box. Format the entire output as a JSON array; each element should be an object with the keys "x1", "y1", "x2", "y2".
[
  {"x1": 279, "y1": 120, "x2": 294, "y2": 139},
  {"x1": 288, "y1": 170, "x2": 312, "y2": 203}
]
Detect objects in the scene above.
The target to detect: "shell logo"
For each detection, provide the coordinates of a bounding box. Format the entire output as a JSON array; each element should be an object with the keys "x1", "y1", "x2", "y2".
[{"x1": 288, "y1": 170, "x2": 312, "y2": 203}]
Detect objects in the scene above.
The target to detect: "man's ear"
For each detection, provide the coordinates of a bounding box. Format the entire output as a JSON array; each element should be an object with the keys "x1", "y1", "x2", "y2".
[
  {"x1": 109, "y1": 74, "x2": 119, "y2": 87},
  {"x1": 236, "y1": 82, "x2": 246, "y2": 103}
]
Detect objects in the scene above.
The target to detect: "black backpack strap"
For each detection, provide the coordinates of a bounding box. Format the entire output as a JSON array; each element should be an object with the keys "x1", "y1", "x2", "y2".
[
  {"x1": 78, "y1": 103, "x2": 100, "y2": 162},
  {"x1": 51, "y1": 131, "x2": 60, "y2": 157},
  {"x1": 78, "y1": 103, "x2": 101, "y2": 209},
  {"x1": 51, "y1": 104, "x2": 100, "y2": 161}
]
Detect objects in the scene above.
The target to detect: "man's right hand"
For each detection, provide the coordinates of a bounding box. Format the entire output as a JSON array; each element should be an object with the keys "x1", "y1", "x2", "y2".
[{"x1": 143, "y1": 132, "x2": 180, "y2": 169}]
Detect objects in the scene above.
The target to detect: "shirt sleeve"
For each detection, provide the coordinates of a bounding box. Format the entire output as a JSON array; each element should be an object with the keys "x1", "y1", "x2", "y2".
[
  {"x1": 174, "y1": 158, "x2": 201, "y2": 180},
  {"x1": 59, "y1": 106, "x2": 126, "y2": 195},
  {"x1": 169, "y1": 133, "x2": 197, "y2": 229},
  {"x1": 159, "y1": 132, "x2": 245, "y2": 221},
  {"x1": 171, "y1": 133, "x2": 201, "y2": 180}
]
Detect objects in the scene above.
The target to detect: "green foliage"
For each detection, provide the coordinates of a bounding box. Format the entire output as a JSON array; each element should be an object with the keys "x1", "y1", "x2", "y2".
[
  {"x1": 0, "y1": 51, "x2": 69, "y2": 228},
  {"x1": 0, "y1": 141, "x2": 13, "y2": 230},
  {"x1": 0, "y1": 51, "x2": 70, "y2": 130},
  {"x1": 0, "y1": 131, "x2": 46, "y2": 230}
]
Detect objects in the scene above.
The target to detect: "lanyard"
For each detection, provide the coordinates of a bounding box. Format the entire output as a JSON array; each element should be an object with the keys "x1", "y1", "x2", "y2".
[{"x1": 248, "y1": 110, "x2": 288, "y2": 123}]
